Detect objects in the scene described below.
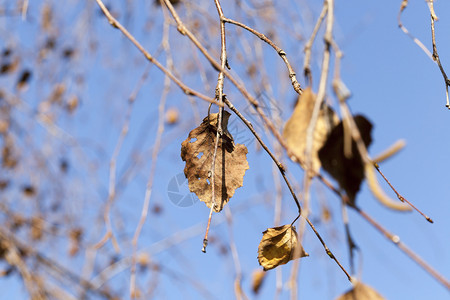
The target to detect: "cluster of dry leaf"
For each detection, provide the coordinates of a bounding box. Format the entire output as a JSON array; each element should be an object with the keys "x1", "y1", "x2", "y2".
[
  {"x1": 179, "y1": 84, "x2": 422, "y2": 298},
  {"x1": 181, "y1": 88, "x2": 373, "y2": 270}
]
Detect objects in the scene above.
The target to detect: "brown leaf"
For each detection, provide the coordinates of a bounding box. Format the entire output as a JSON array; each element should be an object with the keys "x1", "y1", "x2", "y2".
[
  {"x1": 68, "y1": 228, "x2": 83, "y2": 256},
  {"x1": 318, "y1": 115, "x2": 373, "y2": 205},
  {"x1": 30, "y1": 217, "x2": 44, "y2": 241},
  {"x1": 66, "y1": 95, "x2": 79, "y2": 113},
  {"x1": 283, "y1": 88, "x2": 338, "y2": 173},
  {"x1": 49, "y1": 83, "x2": 66, "y2": 104},
  {"x1": 0, "y1": 57, "x2": 19, "y2": 75},
  {"x1": 0, "y1": 180, "x2": 9, "y2": 190},
  {"x1": 16, "y1": 69, "x2": 32, "y2": 91},
  {"x1": 181, "y1": 111, "x2": 249, "y2": 212},
  {"x1": 251, "y1": 269, "x2": 266, "y2": 294},
  {"x1": 22, "y1": 185, "x2": 37, "y2": 197},
  {"x1": 336, "y1": 282, "x2": 385, "y2": 300},
  {"x1": 154, "y1": 0, "x2": 181, "y2": 6},
  {"x1": 165, "y1": 107, "x2": 179, "y2": 125},
  {"x1": 2, "y1": 137, "x2": 18, "y2": 169},
  {"x1": 257, "y1": 225, "x2": 308, "y2": 271}
]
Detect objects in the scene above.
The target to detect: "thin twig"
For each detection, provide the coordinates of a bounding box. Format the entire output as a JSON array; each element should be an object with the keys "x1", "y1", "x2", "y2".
[
  {"x1": 373, "y1": 162, "x2": 433, "y2": 223},
  {"x1": 398, "y1": 0, "x2": 450, "y2": 108},
  {"x1": 428, "y1": 0, "x2": 450, "y2": 108},
  {"x1": 222, "y1": 17, "x2": 302, "y2": 94},
  {"x1": 0, "y1": 228, "x2": 114, "y2": 299},
  {"x1": 342, "y1": 202, "x2": 358, "y2": 274},
  {"x1": 225, "y1": 206, "x2": 247, "y2": 300},
  {"x1": 200, "y1": 0, "x2": 227, "y2": 253},
  {"x1": 90, "y1": 198, "x2": 261, "y2": 289},
  {"x1": 223, "y1": 97, "x2": 300, "y2": 211},
  {"x1": 129, "y1": 13, "x2": 173, "y2": 297},
  {"x1": 21, "y1": 0, "x2": 29, "y2": 20},
  {"x1": 303, "y1": 1, "x2": 328, "y2": 85},
  {"x1": 94, "y1": 65, "x2": 152, "y2": 252},
  {"x1": 94, "y1": 0, "x2": 221, "y2": 107},
  {"x1": 304, "y1": 0, "x2": 334, "y2": 179},
  {"x1": 355, "y1": 207, "x2": 450, "y2": 290},
  {"x1": 129, "y1": 77, "x2": 168, "y2": 298},
  {"x1": 397, "y1": 0, "x2": 433, "y2": 60},
  {"x1": 162, "y1": 0, "x2": 299, "y2": 154}
]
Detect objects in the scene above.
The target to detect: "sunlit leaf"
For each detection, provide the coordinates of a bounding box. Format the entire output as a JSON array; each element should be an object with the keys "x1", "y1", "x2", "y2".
[
  {"x1": 66, "y1": 95, "x2": 79, "y2": 113},
  {"x1": 257, "y1": 225, "x2": 308, "y2": 271},
  {"x1": 336, "y1": 282, "x2": 385, "y2": 300},
  {"x1": 283, "y1": 88, "x2": 338, "y2": 173},
  {"x1": 251, "y1": 269, "x2": 266, "y2": 294}
]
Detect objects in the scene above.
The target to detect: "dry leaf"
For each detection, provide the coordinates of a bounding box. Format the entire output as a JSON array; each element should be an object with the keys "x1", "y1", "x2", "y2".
[
  {"x1": 318, "y1": 115, "x2": 373, "y2": 205},
  {"x1": 372, "y1": 139, "x2": 406, "y2": 164},
  {"x1": 251, "y1": 269, "x2": 266, "y2": 294},
  {"x1": 154, "y1": 0, "x2": 181, "y2": 6},
  {"x1": 68, "y1": 228, "x2": 83, "y2": 256},
  {"x1": 336, "y1": 282, "x2": 385, "y2": 300},
  {"x1": 283, "y1": 88, "x2": 338, "y2": 174},
  {"x1": 0, "y1": 57, "x2": 19, "y2": 75},
  {"x1": 30, "y1": 217, "x2": 44, "y2": 241},
  {"x1": 257, "y1": 225, "x2": 308, "y2": 271},
  {"x1": 165, "y1": 107, "x2": 179, "y2": 125},
  {"x1": 66, "y1": 95, "x2": 79, "y2": 113},
  {"x1": 16, "y1": 69, "x2": 32, "y2": 91},
  {"x1": 41, "y1": 4, "x2": 53, "y2": 31},
  {"x1": 181, "y1": 111, "x2": 249, "y2": 212},
  {"x1": 0, "y1": 180, "x2": 9, "y2": 190},
  {"x1": 49, "y1": 83, "x2": 66, "y2": 104},
  {"x1": 22, "y1": 185, "x2": 36, "y2": 197}
]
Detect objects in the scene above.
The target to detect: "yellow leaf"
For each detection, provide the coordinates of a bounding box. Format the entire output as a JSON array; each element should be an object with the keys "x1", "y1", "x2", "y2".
[
  {"x1": 365, "y1": 163, "x2": 411, "y2": 211},
  {"x1": 336, "y1": 282, "x2": 385, "y2": 300},
  {"x1": 283, "y1": 88, "x2": 338, "y2": 174},
  {"x1": 257, "y1": 225, "x2": 308, "y2": 271},
  {"x1": 251, "y1": 269, "x2": 266, "y2": 294},
  {"x1": 181, "y1": 111, "x2": 249, "y2": 212}
]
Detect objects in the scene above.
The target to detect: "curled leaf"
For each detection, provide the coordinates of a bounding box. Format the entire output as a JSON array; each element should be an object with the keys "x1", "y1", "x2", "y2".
[
  {"x1": 283, "y1": 88, "x2": 338, "y2": 173},
  {"x1": 336, "y1": 282, "x2": 385, "y2": 300},
  {"x1": 365, "y1": 163, "x2": 411, "y2": 211},
  {"x1": 318, "y1": 115, "x2": 373, "y2": 205},
  {"x1": 257, "y1": 225, "x2": 308, "y2": 271},
  {"x1": 372, "y1": 139, "x2": 406, "y2": 164},
  {"x1": 181, "y1": 111, "x2": 249, "y2": 212}
]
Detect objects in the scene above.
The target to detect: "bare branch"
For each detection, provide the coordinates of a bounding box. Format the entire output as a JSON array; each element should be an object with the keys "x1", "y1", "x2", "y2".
[{"x1": 94, "y1": 0, "x2": 221, "y2": 107}]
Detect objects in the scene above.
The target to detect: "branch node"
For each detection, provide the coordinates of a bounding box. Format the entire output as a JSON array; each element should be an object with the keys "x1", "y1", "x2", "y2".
[
  {"x1": 277, "y1": 162, "x2": 286, "y2": 173},
  {"x1": 201, "y1": 238, "x2": 208, "y2": 253},
  {"x1": 109, "y1": 20, "x2": 119, "y2": 29},
  {"x1": 391, "y1": 235, "x2": 400, "y2": 244},
  {"x1": 177, "y1": 25, "x2": 186, "y2": 35}
]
